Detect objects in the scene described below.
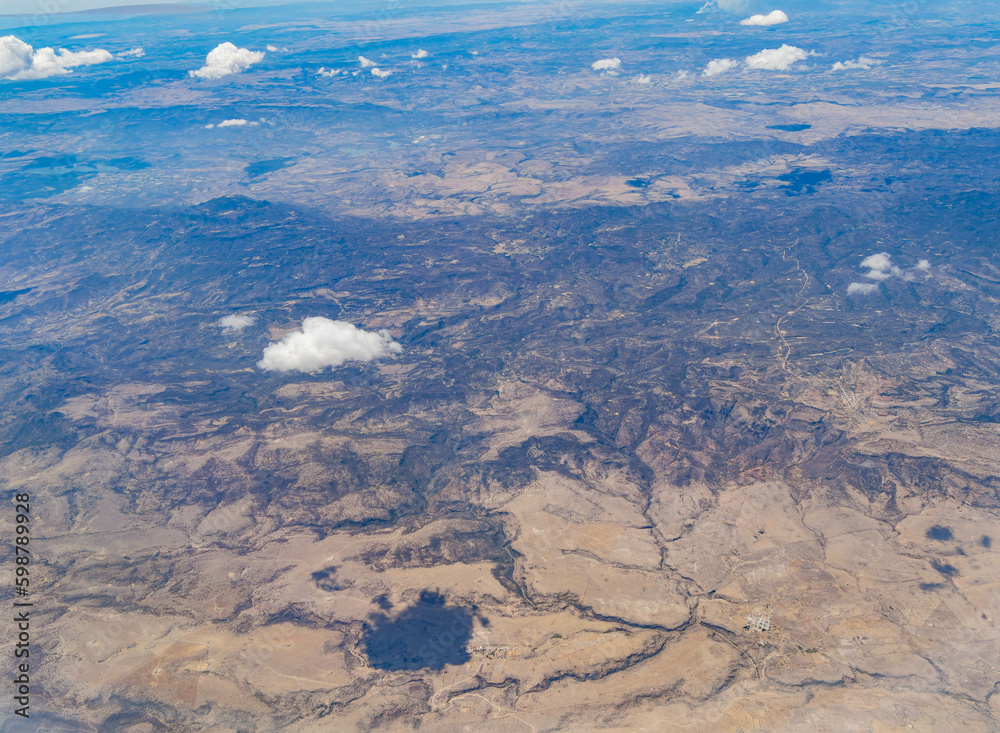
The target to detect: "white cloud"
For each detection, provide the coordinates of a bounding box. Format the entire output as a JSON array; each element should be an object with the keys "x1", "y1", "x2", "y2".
[
  {"x1": 745, "y1": 44, "x2": 808, "y2": 71},
  {"x1": 832, "y1": 56, "x2": 878, "y2": 71},
  {"x1": 635, "y1": 73, "x2": 651, "y2": 84},
  {"x1": 703, "y1": 58, "x2": 739, "y2": 77},
  {"x1": 358, "y1": 55, "x2": 376, "y2": 67},
  {"x1": 591, "y1": 57, "x2": 622, "y2": 72},
  {"x1": 219, "y1": 315, "x2": 255, "y2": 333},
  {"x1": 116, "y1": 47, "x2": 144, "y2": 59},
  {"x1": 266, "y1": 44, "x2": 278, "y2": 52},
  {"x1": 675, "y1": 70, "x2": 692, "y2": 81},
  {"x1": 860, "y1": 252, "x2": 892, "y2": 272},
  {"x1": 740, "y1": 10, "x2": 788, "y2": 26},
  {"x1": 257, "y1": 317, "x2": 402, "y2": 373},
  {"x1": 317, "y1": 66, "x2": 340, "y2": 77},
  {"x1": 204, "y1": 118, "x2": 260, "y2": 129},
  {"x1": 189, "y1": 42, "x2": 265, "y2": 80},
  {"x1": 371, "y1": 67, "x2": 392, "y2": 79},
  {"x1": 847, "y1": 282, "x2": 879, "y2": 296},
  {"x1": 1, "y1": 35, "x2": 113, "y2": 80},
  {"x1": 857, "y1": 252, "x2": 931, "y2": 284},
  {"x1": 412, "y1": 49, "x2": 429, "y2": 59}
]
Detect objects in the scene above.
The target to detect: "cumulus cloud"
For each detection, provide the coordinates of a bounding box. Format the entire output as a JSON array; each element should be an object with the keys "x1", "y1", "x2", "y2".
[
  {"x1": 257, "y1": 317, "x2": 402, "y2": 373},
  {"x1": 117, "y1": 47, "x2": 144, "y2": 59},
  {"x1": 189, "y1": 42, "x2": 264, "y2": 80},
  {"x1": 745, "y1": 44, "x2": 809, "y2": 71},
  {"x1": 832, "y1": 56, "x2": 878, "y2": 71},
  {"x1": 219, "y1": 315, "x2": 255, "y2": 333},
  {"x1": 266, "y1": 44, "x2": 278, "y2": 52},
  {"x1": 1, "y1": 35, "x2": 113, "y2": 80},
  {"x1": 635, "y1": 73, "x2": 651, "y2": 84},
  {"x1": 860, "y1": 252, "x2": 894, "y2": 276},
  {"x1": 591, "y1": 57, "x2": 622, "y2": 72},
  {"x1": 412, "y1": 49, "x2": 429, "y2": 59},
  {"x1": 358, "y1": 55, "x2": 376, "y2": 67},
  {"x1": 371, "y1": 67, "x2": 392, "y2": 79},
  {"x1": 317, "y1": 66, "x2": 340, "y2": 77},
  {"x1": 703, "y1": 58, "x2": 739, "y2": 77},
  {"x1": 847, "y1": 282, "x2": 879, "y2": 296},
  {"x1": 856, "y1": 252, "x2": 932, "y2": 287},
  {"x1": 205, "y1": 118, "x2": 260, "y2": 129},
  {"x1": 740, "y1": 10, "x2": 788, "y2": 26}
]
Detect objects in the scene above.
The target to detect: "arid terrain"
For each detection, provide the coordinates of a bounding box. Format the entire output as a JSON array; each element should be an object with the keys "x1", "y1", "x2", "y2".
[{"x1": 1, "y1": 187, "x2": 999, "y2": 731}]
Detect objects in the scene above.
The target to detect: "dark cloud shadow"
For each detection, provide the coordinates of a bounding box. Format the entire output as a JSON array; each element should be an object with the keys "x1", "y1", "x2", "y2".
[
  {"x1": 361, "y1": 590, "x2": 473, "y2": 671},
  {"x1": 926, "y1": 525, "x2": 953, "y2": 541}
]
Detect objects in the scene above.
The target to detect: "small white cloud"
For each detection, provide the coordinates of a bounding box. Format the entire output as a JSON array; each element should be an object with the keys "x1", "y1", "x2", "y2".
[
  {"x1": 371, "y1": 67, "x2": 392, "y2": 79},
  {"x1": 591, "y1": 57, "x2": 622, "y2": 72},
  {"x1": 847, "y1": 282, "x2": 879, "y2": 296},
  {"x1": 205, "y1": 119, "x2": 260, "y2": 129},
  {"x1": 317, "y1": 66, "x2": 340, "y2": 77},
  {"x1": 1, "y1": 35, "x2": 113, "y2": 80},
  {"x1": 266, "y1": 44, "x2": 278, "y2": 52},
  {"x1": 832, "y1": 56, "x2": 878, "y2": 71},
  {"x1": 740, "y1": 10, "x2": 788, "y2": 26},
  {"x1": 257, "y1": 317, "x2": 402, "y2": 373},
  {"x1": 745, "y1": 44, "x2": 808, "y2": 71},
  {"x1": 31, "y1": 47, "x2": 113, "y2": 77},
  {"x1": 703, "y1": 58, "x2": 739, "y2": 77},
  {"x1": 635, "y1": 73, "x2": 651, "y2": 84},
  {"x1": 860, "y1": 252, "x2": 892, "y2": 272},
  {"x1": 189, "y1": 42, "x2": 265, "y2": 80},
  {"x1": 358, "y1": 55, "x2": 376, "y2": 67},
  {"x1": 412, "y1": 49, "x2": 429, "y2": 59},
  {"x1": 219, "y1": 315, "x2": 255, "y2": 333},
  {"x1": 116, "y1": 47, "x2": 144, "y2": 59},
  {"x1": 675, "y1": 70, "x2": 692, "y2": 81},
  {"x1": 857, "y1": 252, "x2": 931, "y2": 283}
]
